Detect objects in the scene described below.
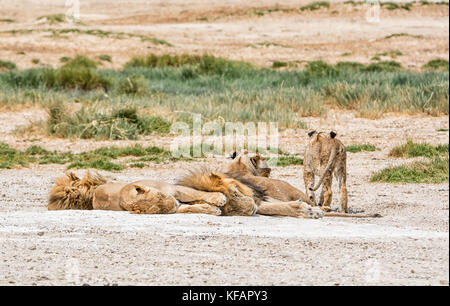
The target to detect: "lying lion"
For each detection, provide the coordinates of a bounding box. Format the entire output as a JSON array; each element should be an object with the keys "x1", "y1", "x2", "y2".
[{"x1": 48, "y1": 168, "x2": 323, "y2": 218}]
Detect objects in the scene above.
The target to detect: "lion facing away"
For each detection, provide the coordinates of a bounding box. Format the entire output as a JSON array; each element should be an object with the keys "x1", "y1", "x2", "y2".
[{"x1": 304, "y1": 130, "x2": 347, "y2": 213}]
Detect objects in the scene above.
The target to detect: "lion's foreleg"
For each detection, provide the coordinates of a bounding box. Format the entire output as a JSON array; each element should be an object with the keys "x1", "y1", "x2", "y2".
[
  {"x1": 172, "y1": 185, "x2": 226, "y2": 207},
  {"x1": 303, "y1": 170, "x2": 316, "y2": 205},
  {"x1": 176, "y1": 204, "x2": 222, "y2": 215}
]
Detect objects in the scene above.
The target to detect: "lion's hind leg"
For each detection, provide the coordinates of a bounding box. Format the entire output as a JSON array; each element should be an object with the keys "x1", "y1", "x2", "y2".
[
  {"x1": 335, "y1": 165, "x2": 348, "y2": 213},
  {"x1": 257, "y1": 199, "x2": 324, "y2": 219}
]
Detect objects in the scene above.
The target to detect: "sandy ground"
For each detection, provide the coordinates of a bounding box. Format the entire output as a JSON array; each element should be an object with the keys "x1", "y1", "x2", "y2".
[
  {"x1": 0, "y1": 112, "x2": 449, "y2": 285},
  {"x1": 0, "y1": 0, "x2": 448, "y2": 70}
]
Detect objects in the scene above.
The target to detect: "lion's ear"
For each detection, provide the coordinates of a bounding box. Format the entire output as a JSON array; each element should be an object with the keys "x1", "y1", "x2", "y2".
[
  {"x1": 307, "y1": 130, "x2": 316, "y2": 137},
  {"x1": 250, "y1": 156, "x2": 259, "y2": 167},
  {"x1": 330, "y1": 131, "x2": 337, "y2": 139},
  {"x1": 230, "y1": 151, "x2": 237, "y2": 159}
]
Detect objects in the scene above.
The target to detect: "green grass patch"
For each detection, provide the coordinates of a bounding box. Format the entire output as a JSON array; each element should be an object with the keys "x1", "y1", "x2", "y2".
[
  {"x1": 0, "y1": 55, "x2": 448, "y2": 125},
  {"x1": 59, "y1": 56, "x2": 71, "y2": 63},
  {"x1": 37, "y1": 14, "x2": 65, "y2": 24},
  {"x1": 423, "y1": 59, "x2": 449, "y2": 71},
  {"x1": 31, "y1": 59, "x2": 40, "y2": 65},
  {"x1": 300, "y1": 1, "x2": 330, "y2": 11},
  {"x1": 1, "y1": 28, "x2": 172, "y2": 46},
  {"x1": 380, "y1": 2, "x2": 413, "y2": 11},
  {"x1": 0, "y1": 142, "x2": 181, "y2": 171},
  {"x1": 346, "y1": 144, "x2": 377, "y2": 153},
  {"x1": 117, "y1": 75, "x2": 148, "y2": 96},
  {"x1": 370, "y1": 156, "x2": 449, "y2": 184},
  {"x1": 98, "y1": 54, "x2": 112, "y2": 62},
  {"x1": 375, "y1": 50, "x2": 403, "y2": 59},
  {"x1": 389, "y1": 140, "x2": 449, "y2": 158},
  {"x1": 272, "y1": 61, "x2": 288, "y2": 68},
  {"x1": 124, "y1": 54, "x2": 253, "y2": 77},
  {"x1": 0, "y1": 60, "x2": 16, "y2": 71},
  {"x1": 45, "y1": 103, "x2": 170, "y2": 140},
  {"x1": 0, "y1": 19, "x2": 14, "y2": 23},
  {"x1": 40, "y1": 55, "x2": 111, "y2": 90},
  {"x1": 277, "y1": 155, "x2": 304, "y2": 167},
  {"x1": 437, "y1": 128, "x2": 449, "y2": 132},
  {"x1": 384, "y1": 33, "x2": 423, "y2": 39}
]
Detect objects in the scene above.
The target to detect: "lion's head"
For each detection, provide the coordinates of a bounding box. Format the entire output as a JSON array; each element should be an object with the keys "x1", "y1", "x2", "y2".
[{"x1": 223, "y1": 151, "x2": 271, "y2": 177}]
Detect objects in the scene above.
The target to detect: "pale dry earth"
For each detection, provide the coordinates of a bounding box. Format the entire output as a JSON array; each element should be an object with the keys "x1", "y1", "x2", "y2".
[
  {"x1": 0, "y1": 0, "x2": 449, "y2": 286},
  {"x1": 0, "y1": 110, "x2": 449, "y2": 286},
  {"x1": 0, "y1": 0, "x2": 448, "y2": 70}
]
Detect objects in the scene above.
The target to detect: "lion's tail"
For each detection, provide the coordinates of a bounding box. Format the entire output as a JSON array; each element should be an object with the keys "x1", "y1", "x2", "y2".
[
  {"x1": 48, "y1": 171, "x2": 107, "y2": 210},
  {"x1": 325, "y1": 212, "x2": 382, "y2": 218}
]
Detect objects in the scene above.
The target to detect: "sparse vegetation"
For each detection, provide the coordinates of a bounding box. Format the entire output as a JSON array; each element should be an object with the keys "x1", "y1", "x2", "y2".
[
  {"x1": 272, "y1": 61, "x2": 288, "y2": 68},
  {"x1": 380, "y1": 2, "x2": 413, "y2": 11},
  {"x1": 374, "y1": 50, "x2": 403, "y2": 59},
  {"x1": 31, "y1": 59, "x2": 40, "y2": 65},
  {"x1": 1, "y1": 28, "x2": 172, "y2": 46},
  {"x1": 0, "y1": 142, "x2": 182, "y2": 170},
  {"x1": 124, "y1": 54, "x2": 253, "y2": 77},
  {"x1": 384, "y1": 33, "x2": 423, "y2": 39},
  {"x1": 98, "y1": 54, "x2": 112, "y2": 62},
  {"x1": 41, "y1": 55, "x2": 111, "y2": 90},
  {"x1": 45, "y1": 103, "x2": 170, "y2": 140},
  {"x1": 300, "y1": 1, "x2": 330, "y2": 11},
  {"x1": 346, "y1": 144, "x2": 377, "y2": 153},
  {"x1": 389, "y1": 140, "x2": 449, "y2": 158},
  {"x1": 0, "y1": 19, "x2": 14, "y2": 23},
  {"x1": 277, "y1": 155, "x2": 304, "y2": 167},
  {"x1": 0, "y1": 60, "x2": 16, "y2": 71},
  {"x1": 370, "y1": 156, "x2": 449, "y2": 183},
  {"x1": 423, "y1": 59, "x2": 449, "y2": 71},
  {"x1": 0, "y1": 55, "x2": 448, "y2": 127},
  {"x1": 37, "y1": 14, "x2": 65, "y2": 24},
  {"x1": 117, "y1": 75, "x2": 148, "y2": 96},
  {"x1": 59, "y1": 56, "x2": 71, "y2": 63}
]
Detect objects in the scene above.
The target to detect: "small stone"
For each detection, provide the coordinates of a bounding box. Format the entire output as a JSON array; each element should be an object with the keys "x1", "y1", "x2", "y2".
[{"x1": 37, "y1": 232, "x2": 44, "y2": 236}]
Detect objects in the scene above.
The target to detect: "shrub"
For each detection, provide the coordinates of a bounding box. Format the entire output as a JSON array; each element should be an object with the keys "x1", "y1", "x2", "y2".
[
  {"x1": 389, "y1": 140, "x2": 449, "y2": 158},
  {"x1": 300, "y1": 1, "x2": 330, "y2": 11},
  {"x1": 46, "y1": 103, "x2": 170, "y2": 139},
  {"x1": 0, "y1": 60, "x2": 16, "y2": 71},
  {"x1": 422, "y1": 59, "x2": 449, "y2": 71},
  {"x1": 371, "y1": 156, "x2": 449, "y2": 183},
  {"x1": 117, "y1": 75, "x2": 148, "y2": 96}
]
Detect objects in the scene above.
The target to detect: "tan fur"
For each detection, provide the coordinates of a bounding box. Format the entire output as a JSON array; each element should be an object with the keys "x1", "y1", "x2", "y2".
[
  {"x1": 304, "y1": 131, "x2": 348, "y2": 213},
  {"x1": 230, "y1": 150, "x2": 380, "y2": 218},
  {"x1": 48, "y1": 171, "x2": 107, "y2": 210},
  {"x1": 220, "y1": 151, "x2": 324, "y2": 219},
  {"x1": 178, "y1": 170, "x2": 258, "y2": 216},
  {"x1": 49, "y1": 171, "x2": 227, "y2": 216}
]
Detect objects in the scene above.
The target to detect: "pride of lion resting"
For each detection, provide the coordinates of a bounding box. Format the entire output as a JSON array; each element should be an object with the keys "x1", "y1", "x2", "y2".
[{"x1": 48, "y1": 166, "x2": 323, "y2": 218}]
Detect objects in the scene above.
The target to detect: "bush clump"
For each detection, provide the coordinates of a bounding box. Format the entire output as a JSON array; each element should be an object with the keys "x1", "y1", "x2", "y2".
[
  {"x1": 46, "y1": 103, "x2": 170, "y2": 140},
  {"x1": 124, "y1": 54, "x2": 253, "y2": 77}
]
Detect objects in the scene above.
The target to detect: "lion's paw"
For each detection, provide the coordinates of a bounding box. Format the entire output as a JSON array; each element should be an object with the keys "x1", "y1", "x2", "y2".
[
  {"x1": 206, "y1": 192, "x2": 227, "y2": 207},
  {"x1": 290, "y1": 202, "x2": 324, "y2": 219}
]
